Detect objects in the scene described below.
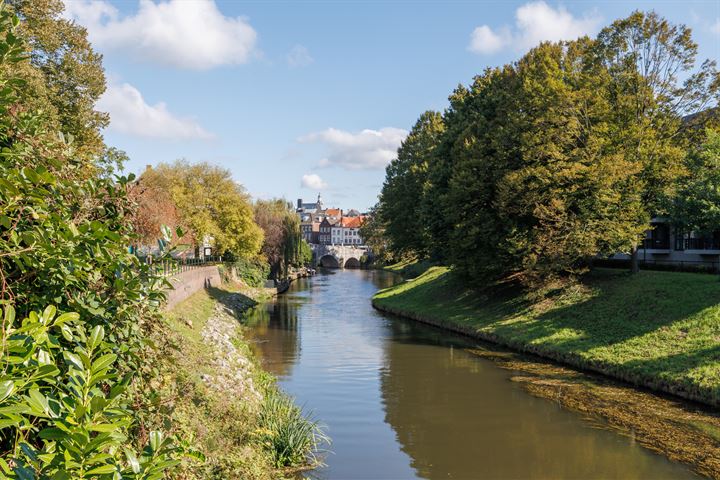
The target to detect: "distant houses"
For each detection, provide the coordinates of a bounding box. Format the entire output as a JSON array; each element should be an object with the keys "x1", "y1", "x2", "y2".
[{"x1": 297, "y1": 194, "x2": 368, "y2": 246}]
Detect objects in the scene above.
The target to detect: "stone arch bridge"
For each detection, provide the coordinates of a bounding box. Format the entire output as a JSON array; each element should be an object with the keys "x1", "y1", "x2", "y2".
[{"x1": 313, "y1": 244, "x2": 368, "y2": 269}]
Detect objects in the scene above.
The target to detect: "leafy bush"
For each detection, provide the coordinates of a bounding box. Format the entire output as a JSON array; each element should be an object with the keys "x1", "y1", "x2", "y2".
[
  {"x1": 231, "y1": 259, "x2": 270, "y2": 288},
  {"x1": 0, "y1": 5, "x2": 184, "y2": 477},
  {"x1": 0, "y1": 305, "x2": 186, "y2": 478}
]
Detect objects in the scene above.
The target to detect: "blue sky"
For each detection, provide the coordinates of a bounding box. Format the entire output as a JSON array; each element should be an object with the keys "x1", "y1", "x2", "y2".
[{"x1": 64, "y1": 0, "x2": 720, "y2": 211}]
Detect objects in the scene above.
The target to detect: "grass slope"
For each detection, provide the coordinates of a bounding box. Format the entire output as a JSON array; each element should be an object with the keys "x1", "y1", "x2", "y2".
[
  {"x1": 373, "y1": 266, "x2": 720, "y2": 406},
  {"x1": 146, "y1": 282, "x2": 288, "y2": 479}
]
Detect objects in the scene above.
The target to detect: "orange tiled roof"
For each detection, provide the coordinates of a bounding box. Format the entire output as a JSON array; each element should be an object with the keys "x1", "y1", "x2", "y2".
[
  {"x1": 341, "y1": 216, "x2": 365, "y2": 228},
  {"x1": 326, "y1": 208, "x2": 341, "y2": 216}
]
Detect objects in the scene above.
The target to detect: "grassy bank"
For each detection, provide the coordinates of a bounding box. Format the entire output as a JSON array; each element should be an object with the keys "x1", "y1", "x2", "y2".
[
  {"x1": 373, "y1": 266, "x2": 720, "y2": 407},
  {"x1": 145, "y1": 281, "x2": 327, "y2": 479}
]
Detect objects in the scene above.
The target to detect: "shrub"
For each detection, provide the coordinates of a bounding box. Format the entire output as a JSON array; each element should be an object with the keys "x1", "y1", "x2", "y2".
[
  {"x1": 231, "y1": 259, "x2": 271, "y2": 288},
  {"x1": 0, "y1": 305, "x2": 188, "y2": 478},
  {"x1": 256, "y1": 389, "x2": 328, "y2": 469}
]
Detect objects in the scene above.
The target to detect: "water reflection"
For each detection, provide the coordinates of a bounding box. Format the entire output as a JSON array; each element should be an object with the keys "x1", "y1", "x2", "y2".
[
  {"x1": 244, "y1": 288, "x2": 303, "y2": 377},
  {"x1": 244, "y1": 270, "x2": 697, "y2": 479},
  {"x1": 380, "y1": 318, "x2": 695, "y2": 479}
]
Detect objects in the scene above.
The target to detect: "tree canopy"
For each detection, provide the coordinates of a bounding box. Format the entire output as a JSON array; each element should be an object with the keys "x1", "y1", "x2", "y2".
[
  {"x1": 137, "y1": 161, "x2": 264, "y2": 259},
  {"x1": 373, "y1": 11, "x2": 719, "y2": 285}
]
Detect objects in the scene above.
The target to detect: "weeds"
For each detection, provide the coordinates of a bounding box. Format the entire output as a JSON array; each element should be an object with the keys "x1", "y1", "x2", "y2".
[{"x1": 257, "y1": 390, "x2": 330, "y2": 469}]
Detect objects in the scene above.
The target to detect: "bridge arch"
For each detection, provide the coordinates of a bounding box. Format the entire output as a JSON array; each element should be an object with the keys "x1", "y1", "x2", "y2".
[
  {"x1": 344, "y1": 257, "x2": 361, "y2": 269},
  {"x1": 319, "y1": 254, "x2": 340, "y2": 268}
]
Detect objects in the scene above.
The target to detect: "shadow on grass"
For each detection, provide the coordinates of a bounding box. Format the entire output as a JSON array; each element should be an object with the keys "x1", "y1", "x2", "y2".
[
  {"x1": 206, "y1": 285, "x2": 259, "y2": 318},
  {"x1": 381, "y1": 267, "x2": 720, "y2": 394}
]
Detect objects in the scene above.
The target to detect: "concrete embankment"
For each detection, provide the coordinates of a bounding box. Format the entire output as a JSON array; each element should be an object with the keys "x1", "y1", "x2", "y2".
[{"x1": 164, "y1": 265, "x2": 222, "y2": 310}]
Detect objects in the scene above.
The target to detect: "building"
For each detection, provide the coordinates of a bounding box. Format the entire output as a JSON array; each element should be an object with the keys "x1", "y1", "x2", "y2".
[
  {"x1": 296, "y1": 193, "x2": 369, "y2": 246},
  {"x1": 612, "y1": 218, "x2": 720, "y2": 269},
  {"x1": 300, "y1": 214, "x2": 321, "y2": 244},
  {"x1": 319, "y1": 217, "x2": 339, "y2": 245},
  {"x1": 329, "y1": 215, "x2": 366, "y2": 246},
  {"x1": 297, "y1": 194, "x2": 324, "y2": 214}
]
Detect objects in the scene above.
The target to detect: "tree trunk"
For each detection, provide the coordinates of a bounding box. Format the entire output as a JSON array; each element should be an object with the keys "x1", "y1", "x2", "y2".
[{"x1": 630, "y1": 245, "x2": 640, "y2": 274}]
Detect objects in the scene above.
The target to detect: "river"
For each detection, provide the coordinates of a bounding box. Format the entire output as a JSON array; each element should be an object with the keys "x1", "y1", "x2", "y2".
[{"x1": 244, "y1": 269, "x2": 698, "y2": 479}]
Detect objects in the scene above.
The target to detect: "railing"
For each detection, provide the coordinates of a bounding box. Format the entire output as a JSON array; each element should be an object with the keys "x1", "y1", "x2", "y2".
[
  {"x1": 683, "y1": 238, "x2": 720, "y2": 251},
  {"x1": 140, "y1": 255, "x2": 224, "y2": 277},
  {"x1": 641, "y1": 238, "x2": 670, "y2": 250},
  {"x1": 594, "y1": 257, "x2": 719, "y2": 274}
]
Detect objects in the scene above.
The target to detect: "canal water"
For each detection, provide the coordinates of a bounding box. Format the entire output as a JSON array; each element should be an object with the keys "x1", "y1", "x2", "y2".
[{"x1": 244, "y1": 269, "x2": 697, "y2": 479}]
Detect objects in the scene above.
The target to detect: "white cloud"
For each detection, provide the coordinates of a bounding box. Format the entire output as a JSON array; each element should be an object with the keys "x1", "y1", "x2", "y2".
[
  {"x1": 98, "y1": 82, "x2": 214, "y2": 139},
  {"x1": 287, "y1": 45, "x2": 314, "y2": 67},
  {"x1": 63, "y1": 0, "x2": 258, "y2": 70},
  {"x1": 301, "y1": 174, "x2": 328, "y2": 190},
  {"x1": 468, "y1": 1, "x2": 601, "y2": 55},
  {"x1": 298, "y1": 127, "x2": 408, "y2": 170},
  {"x1": 712, "y1": 18, "x2": 720, "y2": 35},
  {"x1": 469, "y1": 25, "x2": 510, "y2": 54}
]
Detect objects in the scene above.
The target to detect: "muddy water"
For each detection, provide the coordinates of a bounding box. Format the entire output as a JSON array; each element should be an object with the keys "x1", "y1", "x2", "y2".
[{"x1": 244, "y1": 270, "x2": 698, "y2": 479}]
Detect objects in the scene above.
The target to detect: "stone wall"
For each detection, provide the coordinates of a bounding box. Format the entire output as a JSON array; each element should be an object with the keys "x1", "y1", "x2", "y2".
[{"x1": 164, "y1": 265, "x2": 221, "y2": 310}]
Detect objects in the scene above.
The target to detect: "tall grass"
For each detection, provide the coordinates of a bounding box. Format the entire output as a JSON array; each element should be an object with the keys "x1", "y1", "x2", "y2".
[{"x1": 257, "y1": 389, "x2": 330, "y2": 469}]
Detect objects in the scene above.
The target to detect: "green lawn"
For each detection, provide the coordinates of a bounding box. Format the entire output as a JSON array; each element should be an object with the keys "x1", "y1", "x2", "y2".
[{"x1": 373, "y1": 267, "x2": 720, "y2": 406}]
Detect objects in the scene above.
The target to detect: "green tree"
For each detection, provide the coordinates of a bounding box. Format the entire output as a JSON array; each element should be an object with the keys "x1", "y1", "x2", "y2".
[
  {"x1": 378, "y1": 111, "x2": 444, "y2": 258},
  {"x1": 493, "y1": 39, "x2": 647, "y2": 283},
  {"x1": 672, "y1": 128, "x2": 720, "y2": 236},
  {"x1": 596, "y1": 11, "x2": 720, "y2": 272},
  {"x1": 359, "y1": 206, "x2": 393, "y2": 264},
  {"x1": 6, "y1": 0, "x2": 108, "y2": 158},
  {"x1": 444, "y1": 66, "x2": 523, "y2": 279},
  {"x1": 139, "y1": 161, "x2": 264, "y2": 259},
  {"x1": 420, "y1": 85, "x2": 469, "y2": 262}
]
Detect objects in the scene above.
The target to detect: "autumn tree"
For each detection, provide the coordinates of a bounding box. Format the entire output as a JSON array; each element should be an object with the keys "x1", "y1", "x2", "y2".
[
  {"x1": 139, "y1": 161, "x2": 263, "y2": 259},
  {"x1": 254, "y1": 199, "x2": 310, "y2": 278}
]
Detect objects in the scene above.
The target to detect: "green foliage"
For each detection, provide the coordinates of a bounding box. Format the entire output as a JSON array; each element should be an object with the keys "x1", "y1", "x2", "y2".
[
  {"x1": 673, "y1": 128, "x2": 720, "y2": 234},
  {"x1": 139, "y1": 161, "x2": 264, "y2": 259},
  {"x1": 231, "y1": 259, "x2": 271, "y2": 288},
  {"x1": 257, "y1": 389, "x2": 328, "y2": 469},
  {"x1": 0, "y1": 5, "x2": 183, "y2": 477},
  {"x1": 378, "y1": 111, "x2": 444, "y2": 258},
  {"x1": 0, "y1": 305, "x2": 185, "y2": 478},
  {"x1": 372, "y1": 10, "x2": 719, "y2": 285},
  {"x1": 358, "y1": 205, "x2": 393, "y2": 264}
]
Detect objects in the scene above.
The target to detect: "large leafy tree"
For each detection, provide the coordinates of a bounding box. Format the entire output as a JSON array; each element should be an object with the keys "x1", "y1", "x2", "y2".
[
  {"x1": 493, "y1": 39, "x2": 646, "y2": 283},
  {"x1": 445, "y1": 66, "x2": 523, "y2": 279},
  {"x1": 378, "y1": 111, "x2": 444, "y2": 258},
  {"x1": 6, "y1": 0, "x2": 108, "y2": 158},
  {"x1": 596, "y1": 11, "x2": 720, "y2": 272},
  {"x1": 139, "y1": 161, "x2": 263, "y2": 259}
]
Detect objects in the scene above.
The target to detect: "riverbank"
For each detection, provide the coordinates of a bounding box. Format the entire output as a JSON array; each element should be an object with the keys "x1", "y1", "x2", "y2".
[
  {"x1": 147, "y1": 280, "x2": 326, "y2": 478},
  {"x1": 372, "y1": 266, "x2": 720, "y2": 407}
]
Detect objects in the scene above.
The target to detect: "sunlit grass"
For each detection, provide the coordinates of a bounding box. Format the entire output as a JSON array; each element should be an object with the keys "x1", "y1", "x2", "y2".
[{"x1": 374, "y1": 266, "x2": 720, "y2": 405}]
